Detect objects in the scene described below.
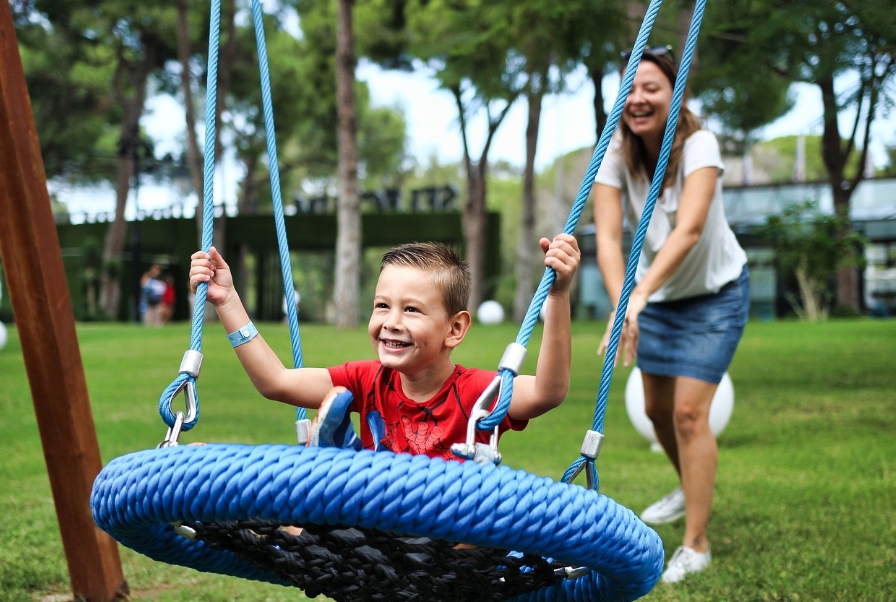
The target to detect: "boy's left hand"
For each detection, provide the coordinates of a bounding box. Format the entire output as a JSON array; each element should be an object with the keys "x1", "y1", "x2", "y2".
[{"x1": 540, "y1": 233, "x2": 581, "y2": 295}]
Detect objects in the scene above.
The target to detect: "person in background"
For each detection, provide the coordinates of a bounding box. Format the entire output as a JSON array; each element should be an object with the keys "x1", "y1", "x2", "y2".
[
  {"x1": 140, "y1": 264, "x2": 165, "y2": 326},
  {"x1": 592, "y1": 46, "x2": 750, "y2": 584},
  {"x1": 159, "y1": 273, "x2": 175, "y2": 324}
]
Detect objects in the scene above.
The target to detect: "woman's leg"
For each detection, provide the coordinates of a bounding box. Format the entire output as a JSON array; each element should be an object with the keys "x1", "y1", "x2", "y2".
[
  {"x1": 642, "y1": 372, "x2": 679, "y2": 474},
  {"x1": 670, "y1": 376, "x2": 718, "y2": 553}
]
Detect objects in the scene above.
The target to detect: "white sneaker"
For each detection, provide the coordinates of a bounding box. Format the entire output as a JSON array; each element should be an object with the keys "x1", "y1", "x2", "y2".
[
  {"x1": 640, "y1": 487, "x2": 685, "y2": 524},
  {"x1": 661, "y1": 546, "x2": 711, "y2": 583}
]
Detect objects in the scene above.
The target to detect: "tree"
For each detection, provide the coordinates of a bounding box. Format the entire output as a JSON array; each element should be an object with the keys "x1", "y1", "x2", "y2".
[
  {"x1": 333, "y1": 0, "x2": 362, "y2": 328},
  {"x1": 13, "y1": 4, "x2": 118, "y2": 182},
  {"x1": 761, "y1": 201, "x2": 866, "y2": 322},
  {"x1": 20, "y1": 2, "x2": 181, "y2": 319},
  {"x1": 406, "y1": 0, "x2": 523, "y2": 311},
  {"x1": 100, "y1": 5, "x2": 177, "y2": 320},
  {"x1": 698, "y1": 0, "x2": 896, "y2": 310},
  {"x1": 505, "y1": 0, "x2": 624, "y2": 322}
]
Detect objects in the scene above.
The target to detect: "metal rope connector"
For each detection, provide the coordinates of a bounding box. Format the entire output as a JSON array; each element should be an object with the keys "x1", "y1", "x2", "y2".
[
  {"x1": 179, "y1": 350, "x2": 204, "y2": 378},
  {"x1": 567, "y1": 430, "x2": 605, "y2": 490},
  {"x1": 556, "y1": 565, "x2": 590, "y2": 580},
  {"x1": 580, "y1": 430, "x2": 604, "y2": 460},
  {"x1": 295, "y1": 419, "x2": 311, "y2": 445},
  {"x1": 451, "y1": 374, "x2": 503, "y2": 465},
  {"x1": 497, "y1": 342, "x2": 527, "y2": 375},
  {"x1": 172, "y1": 522, "x2": 197, "y2": 540}
]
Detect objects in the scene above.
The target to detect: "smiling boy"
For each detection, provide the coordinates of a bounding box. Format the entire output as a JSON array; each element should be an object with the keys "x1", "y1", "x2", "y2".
[{"x1": 189, "y1": 235, "x2": 580, "y2": 460}]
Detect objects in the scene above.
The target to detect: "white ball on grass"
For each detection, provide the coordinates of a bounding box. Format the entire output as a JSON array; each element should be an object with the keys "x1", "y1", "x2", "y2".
[{"x1": 477, "y1": 300, "x2": 504, "y2": 325}]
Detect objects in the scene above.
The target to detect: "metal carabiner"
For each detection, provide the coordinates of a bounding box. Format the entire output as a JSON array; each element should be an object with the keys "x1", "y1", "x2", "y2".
[
  {"x1": 158, "y1": 410, "x2": 186, "y2": 448},
  {"x1": 450, "y1": 374, "x2": 503, "y2": 465},
  {"x1": 160, "y1": 350, "x2": 202, "y2": 435},
  {"x1": 164, "y1": 377, "x2": 199, "y2": 425}
]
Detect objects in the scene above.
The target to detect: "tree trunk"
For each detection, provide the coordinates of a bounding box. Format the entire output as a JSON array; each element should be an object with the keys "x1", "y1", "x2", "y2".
[
  {"x1": 464, "y1": 163, "x2": 488, "y2": 313},
  {"x1": 513, "y1": 68, "x2": 546, "y2": 322},
  {"x1": 818, "y1": 75, "x2": 860, "y2": 311},
  {"x1": 675, "y1": 1, "x2": 696, "y2": 69},
  {"x1": 794, "y1": 257, "x2": 824, "y2": 322},
  {"x1": 99, "y1": 41, "x2": 156, "y2": 320},
  {"x1": 333, "y1": 0, "x2": 361, "y2": 328},
  {"x1": 451, "y1": 86, "x2": 518, "y2": 314},
  {"x1": 589, "y1": 63, "x2": 607, "y2": 144}
]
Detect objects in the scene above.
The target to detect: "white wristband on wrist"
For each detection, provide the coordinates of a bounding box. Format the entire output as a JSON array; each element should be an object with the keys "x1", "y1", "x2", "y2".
[{"x1": 226, "y1": 321, "x2": 258, "y2": 347}]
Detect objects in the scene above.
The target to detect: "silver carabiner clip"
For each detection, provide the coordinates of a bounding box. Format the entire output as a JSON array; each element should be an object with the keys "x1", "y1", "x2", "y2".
[
  {"x1": 450, "y1": 375, "x2": 503, "y2": 465},
  {"x1": 158, "y1": 410, "x2": 186, "y2": 448}
]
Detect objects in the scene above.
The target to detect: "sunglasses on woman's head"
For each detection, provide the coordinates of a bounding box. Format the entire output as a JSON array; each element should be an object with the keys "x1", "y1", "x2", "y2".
[{"x1": 620, "y1": 45, "x2": 675, "y2": 64}]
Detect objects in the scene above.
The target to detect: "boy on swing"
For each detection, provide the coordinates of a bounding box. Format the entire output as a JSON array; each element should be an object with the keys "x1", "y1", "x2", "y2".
[{"x1": 188, "y1": 235, "x2": 580, "y2": 461}]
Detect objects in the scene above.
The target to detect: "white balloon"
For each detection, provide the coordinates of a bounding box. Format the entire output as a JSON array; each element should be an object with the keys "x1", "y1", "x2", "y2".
[
  {"x1": 477, "y1": 300, "x2": 504, "y2": 325},
  {"x1": 0, "y1": 321, "x2": 7, "y2": 353},
  {"x1": 624, "y1": 367, "x2": 734, "y2": 445}
]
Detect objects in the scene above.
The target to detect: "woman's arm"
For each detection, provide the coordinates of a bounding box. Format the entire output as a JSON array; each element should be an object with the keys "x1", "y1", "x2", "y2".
[
  {"x1": 593, "y1": 183, "x2": 627, "y2": 306},
  {"x1": 629, "y1": 166, "x2": 717, "y2": 303}
]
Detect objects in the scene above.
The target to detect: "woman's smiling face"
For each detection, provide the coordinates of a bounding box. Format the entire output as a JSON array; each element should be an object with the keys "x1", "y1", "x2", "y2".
[{"x1": 623, "y1": 60, "x2": 674, "y2": 143}]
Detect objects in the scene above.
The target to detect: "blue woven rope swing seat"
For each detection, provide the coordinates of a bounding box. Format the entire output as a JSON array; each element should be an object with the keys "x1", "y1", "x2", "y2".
[{"x1": 91, "y1": 0, "x2": 707, "y2": 599}]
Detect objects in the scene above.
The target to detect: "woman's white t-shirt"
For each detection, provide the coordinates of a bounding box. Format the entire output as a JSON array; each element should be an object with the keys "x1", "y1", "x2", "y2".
[{"x1": 594, "y1": 129, "x2": 747, "y2": 302}]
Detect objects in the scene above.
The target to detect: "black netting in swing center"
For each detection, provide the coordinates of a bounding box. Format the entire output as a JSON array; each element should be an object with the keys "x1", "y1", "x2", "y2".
[{"x1": 190, "y1": 519, "x2": 569, "y2": 602}]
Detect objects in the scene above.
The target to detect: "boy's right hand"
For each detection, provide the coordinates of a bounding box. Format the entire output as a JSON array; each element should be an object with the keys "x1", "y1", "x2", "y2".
[{"x1": 189, "y1": 246, "x2": 233, "y2": 306}]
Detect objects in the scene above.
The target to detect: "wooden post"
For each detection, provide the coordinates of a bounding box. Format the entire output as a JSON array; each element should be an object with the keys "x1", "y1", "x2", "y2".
[{"x1": 0, "y1": 5, "x2": 128, "y2": 602}]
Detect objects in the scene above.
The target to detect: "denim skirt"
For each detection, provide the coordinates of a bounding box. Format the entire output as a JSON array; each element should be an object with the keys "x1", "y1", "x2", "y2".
[{"x1": 636, "y1": 266, "x2": 750, "y2": 384}]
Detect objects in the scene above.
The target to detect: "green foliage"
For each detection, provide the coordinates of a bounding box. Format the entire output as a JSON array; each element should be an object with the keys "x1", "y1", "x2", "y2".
[
  {"x1": 229, "y1": 2, "x2": 409, "y2": 209},
  {"x1": 883, "y1": 143, "x2": 896, "y2": 177},
  {"x1": 761, "y1": 200, "x2": 866, "y2": 321},
  {"x1": 751, "y1": 135, "x2": 828, "y2": 183},
  {"x1": 357, "y1": 91, "x2": 410, "y2": 189},
  {"x1": 15, "y1": 5, "x2": 119, "y2": 180}
]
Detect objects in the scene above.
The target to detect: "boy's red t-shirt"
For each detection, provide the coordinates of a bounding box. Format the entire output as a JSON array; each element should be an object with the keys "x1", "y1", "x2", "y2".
[{"x1": 328, "y1": 360, "x2": 528, "y2": 460}]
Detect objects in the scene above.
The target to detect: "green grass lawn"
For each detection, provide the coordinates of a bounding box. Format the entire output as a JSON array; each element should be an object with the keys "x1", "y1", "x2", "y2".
[{"x1": 1, "y1": 318, "x2": 894, "y2": 601}]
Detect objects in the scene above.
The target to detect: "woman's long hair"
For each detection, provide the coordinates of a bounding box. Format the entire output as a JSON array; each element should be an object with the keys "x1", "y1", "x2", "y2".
[{"x1": 620, "y1": 52, "x2": 701, "y2": 190}]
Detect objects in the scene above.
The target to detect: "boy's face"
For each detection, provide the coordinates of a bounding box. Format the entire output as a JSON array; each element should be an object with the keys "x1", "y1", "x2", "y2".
[{"x1": 368, "y1": 265, "x2": 460, "y2": 376}]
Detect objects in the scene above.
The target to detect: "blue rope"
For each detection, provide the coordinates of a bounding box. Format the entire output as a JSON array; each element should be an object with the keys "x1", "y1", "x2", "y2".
[
  {"x1": 159, "y1": 0, "x2": 222, "y2": 430},
  {"x1": 160, "y1": 0, "x2": 309, "y2": 428},
  {"x1": 249, "y1": 0, "x2": 307, "y2": 423},
  {"x1": 92, "y1": 444, "x2": 664, "y2": 600},
  {"x1": 562, "y1": 0, "x2": 707, "y2": 488},
  {"x1": 477, "y1": 0, "x2": 665, "y2": 434}
]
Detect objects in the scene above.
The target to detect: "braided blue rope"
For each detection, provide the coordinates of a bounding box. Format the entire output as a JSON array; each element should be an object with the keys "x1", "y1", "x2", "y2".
[
  {"x1": 159, "y1": 0, "x2": 222, "y2": 430},
  {"x1": 248, "y1": 0, "x2": 307, "y2": 423},
  {"x1": 159, "y1": 0, "x2": 309, "y2": 429},
  {"x1": 92, "y1": 444, "x2": 664, "y2": 600},
  {"x1": 477, "y1": 0, "x2": 665, "y2": 434},
  {"x1": 561, "y1": 0, "x2": 707, "y2": 487}
]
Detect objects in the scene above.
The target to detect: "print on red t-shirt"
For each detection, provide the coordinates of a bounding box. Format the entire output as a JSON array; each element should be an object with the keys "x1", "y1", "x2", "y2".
[{"x1": 328, "y1": 361, "x2": 527, "y2": 460}]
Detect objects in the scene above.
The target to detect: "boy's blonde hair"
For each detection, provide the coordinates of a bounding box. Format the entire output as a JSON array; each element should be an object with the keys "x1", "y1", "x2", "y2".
[{"x1": 380, "y1": 242, "x2": 471, "y2": 316}]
